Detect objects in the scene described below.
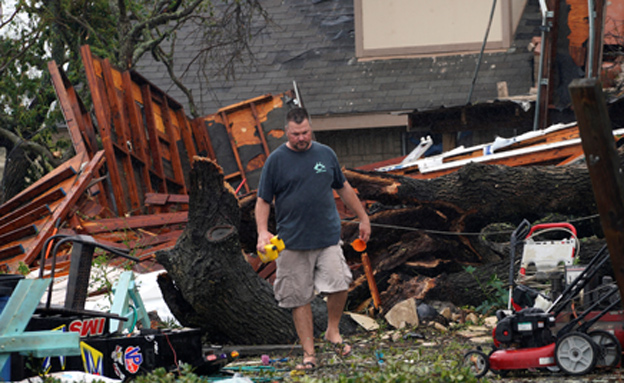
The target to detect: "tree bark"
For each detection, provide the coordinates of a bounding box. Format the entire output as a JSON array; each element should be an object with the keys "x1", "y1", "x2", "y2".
[
  {"x1": 172, "y1": 154, "x2": 613, "y2": 331},
  {"x1": 156, "y1": 157, "x2": 357, "y2": 345},
  {"x1": 237, "y1": 159, "x2": 608, "y2": 312}
]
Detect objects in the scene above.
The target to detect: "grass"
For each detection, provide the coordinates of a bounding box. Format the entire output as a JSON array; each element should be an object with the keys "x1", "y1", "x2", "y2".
[{"x1": 210, "y1": 324, "x2": 487, "y2": 383}]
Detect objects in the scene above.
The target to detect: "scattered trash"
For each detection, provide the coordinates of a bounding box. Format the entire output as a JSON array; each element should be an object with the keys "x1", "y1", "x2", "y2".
[
  {"x1": 403, "y1": 332, "x2": 425, "y2": 340},
  {"x1": 214, "y1": 373, "x2": 254, "y2": 383},
  {"x1": 416, "y1": 303, "x2": 438, "y2": 321},
  {"x1": 261, "y1": 354, "x2": 288, "y2": 365},
  {"x1": 16, "y1": 371, "x2": 121, "y2": 383},
  {"x1": 375, "y1": 350, "x2": 385, "y2": 366}
]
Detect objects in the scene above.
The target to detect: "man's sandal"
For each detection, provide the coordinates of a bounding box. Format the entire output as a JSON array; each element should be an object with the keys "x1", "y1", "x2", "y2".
[
  {"x1": 295, "y1": 360, "x2": 317, "y2": 370},
  {"x1": 326, "y1": 340, "x2": 352, "y2": 357}
]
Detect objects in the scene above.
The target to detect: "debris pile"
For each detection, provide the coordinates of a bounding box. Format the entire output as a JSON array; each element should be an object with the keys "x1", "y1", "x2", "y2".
[{"x1": 0, "y1": 45, "x2": 299, "y2": 276}]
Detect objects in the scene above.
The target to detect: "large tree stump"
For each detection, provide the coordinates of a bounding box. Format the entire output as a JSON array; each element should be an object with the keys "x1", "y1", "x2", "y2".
[{"x1": 156, "y1": 157, "x2": 357, "y2": 345}]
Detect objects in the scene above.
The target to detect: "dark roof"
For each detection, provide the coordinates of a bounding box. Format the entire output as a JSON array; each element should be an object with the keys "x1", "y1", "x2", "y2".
[{"x1": 137, "y1": 0, "x2": 542, "y2": 119}]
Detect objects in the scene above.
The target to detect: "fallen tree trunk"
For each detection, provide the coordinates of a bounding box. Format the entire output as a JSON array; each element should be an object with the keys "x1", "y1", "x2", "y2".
[
  {"x1": 156, "y1": 158, "x2": 357, "y2": 345},
  {"x1": 161, "y1": 154, "x2": 612, "y2": 338},
  {"x1": 238, "y1": 159, "x2": 607, "y2": 311},
  {"x1": 340, "y1": 162, "x2": 607, "y2": 309}
]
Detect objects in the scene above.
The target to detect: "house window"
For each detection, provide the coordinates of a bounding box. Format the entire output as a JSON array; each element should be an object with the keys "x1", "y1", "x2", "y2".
[{"x1": 354, "y1": 0, "x2": 526, "y2": 59}]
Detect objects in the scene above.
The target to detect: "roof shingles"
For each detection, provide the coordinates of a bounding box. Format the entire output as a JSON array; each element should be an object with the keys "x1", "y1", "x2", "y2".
[{"x1": 137, "y1": 0, "x2": 541, "y2": 117}]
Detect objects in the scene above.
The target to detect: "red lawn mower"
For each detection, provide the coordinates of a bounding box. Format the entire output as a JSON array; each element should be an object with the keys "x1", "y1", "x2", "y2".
[{"x1": 463, "y1": 220, "x2": 623, "y2": 377}]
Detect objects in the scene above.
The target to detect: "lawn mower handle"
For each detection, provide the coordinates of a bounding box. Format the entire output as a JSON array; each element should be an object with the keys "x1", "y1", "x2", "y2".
[{"x1": 508, "y1": 219, "x2": 532, "y2": 309}]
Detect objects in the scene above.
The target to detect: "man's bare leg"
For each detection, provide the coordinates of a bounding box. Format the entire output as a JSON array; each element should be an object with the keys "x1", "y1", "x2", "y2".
[
  {"x1": 292, "y1": 303, "x2": 316, "y2": 367},
  {"x1": 324, "y1": 290, "x2": 351, "y2": 355}
]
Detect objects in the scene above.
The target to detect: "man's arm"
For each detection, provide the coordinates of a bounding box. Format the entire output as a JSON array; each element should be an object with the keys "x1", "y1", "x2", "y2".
[
  {"x1": 335, "y1": 180, "x2": 371, "y2": 242},
  {"x1": 255, "y1": 196, "x2": 275, "y2": 253}
]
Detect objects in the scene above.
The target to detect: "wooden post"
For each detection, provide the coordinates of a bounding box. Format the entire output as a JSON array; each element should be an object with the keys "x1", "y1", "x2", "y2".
[{"x1": 569, "y1": 77, "x2": 624, "y2": 302}]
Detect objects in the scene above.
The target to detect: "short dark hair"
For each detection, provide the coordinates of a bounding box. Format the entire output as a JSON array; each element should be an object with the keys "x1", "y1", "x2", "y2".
[{"x1": 286, "y1": 108, "x2": 309, "y2": 125}]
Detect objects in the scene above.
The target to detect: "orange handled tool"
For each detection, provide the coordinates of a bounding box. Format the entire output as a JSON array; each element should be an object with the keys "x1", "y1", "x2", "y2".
[{"x1": 351, "y1": 239, "x2": 381, "y2": 310}]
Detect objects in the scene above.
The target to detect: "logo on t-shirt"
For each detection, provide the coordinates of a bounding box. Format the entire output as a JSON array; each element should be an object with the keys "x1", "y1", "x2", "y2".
[{"x1": 314, "y1": 162, "x2": 326, "y2": 173}]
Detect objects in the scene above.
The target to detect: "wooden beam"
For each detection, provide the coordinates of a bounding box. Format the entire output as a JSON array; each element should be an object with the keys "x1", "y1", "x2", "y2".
[
  {"x1": 47, "y1": 61, "x2": 88, "y2": 155},
  {"x1": 101, "y1": 58, "x2": 142, "y2": 213},
  {"x1": 569, "y1": 77, "x2": 624, "y2": 303},
  {"x1": 250, "y1": 102, "x2": 271, "y2": 158},
  {"x1": 140, "y1": 85, "x2": 167, "y2": 193},
  {"x1": 144, "y1": 193, "x2": 189, "y2": 205},
  {"x1": 220, "y1": 111, "x2": 250, "y2": 193},
  {"x1": 176, "y1": 108, "x2": 197, "y2": 161},
  {"x1": 52, "y1": 64, "x2": 99, "y2": 156},
  {"x1": 0, "y1": 245, "x2": 24, "y2": 261},
  {"x1": 21, "y1": 151, "x2": 106, "y2": 269},
  {"x1": 0, "y1": 188, "x2": 65, "y2": 228},
  {"x1": 0, "y1": 225, "x2": 37, "y2": 245},
  {"x1": 122, "y1": 70, "x2": 154, "y2": 203},
  {"x1": 0, "y1": 161, "x2": 76, "y2": 217},
  {"x1": 80, "y1": 211, "x2": 188, "y2": 234},
  {"x1": 81, "y1": 45, "x2": 127, "y2": 216},
  {"x1": 0, "y1": 205, "x2": 51, "y2": 236},
  {"x1": 161, "y1": 100, "x2": 187, "y2": 194},
  {"x1": 191, "y1": 118, "x2": 217, "y2": 159}
]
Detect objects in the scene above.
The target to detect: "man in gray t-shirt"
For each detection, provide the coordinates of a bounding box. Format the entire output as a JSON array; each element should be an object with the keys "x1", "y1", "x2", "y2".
[{"x1": 255, "y1": 108, "x2": 370, "y2": 370}]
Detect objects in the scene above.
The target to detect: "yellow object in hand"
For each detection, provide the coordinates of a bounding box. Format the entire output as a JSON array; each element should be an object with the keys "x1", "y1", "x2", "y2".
[{"x1": 258, "y1": 236, "x2": 285, "y2": 263}]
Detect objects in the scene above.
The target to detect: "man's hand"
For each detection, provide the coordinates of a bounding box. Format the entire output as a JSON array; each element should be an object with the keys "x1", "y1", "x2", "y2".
[
  {"x1": 255, "y1": 197, "x2": 274, "y2": 253},
  {"x1": 358, "y1": 215, "x2": 371, "y2": 243},
  {"x1": 257, "y1": 230, "x2": 275, "y2": 254}
]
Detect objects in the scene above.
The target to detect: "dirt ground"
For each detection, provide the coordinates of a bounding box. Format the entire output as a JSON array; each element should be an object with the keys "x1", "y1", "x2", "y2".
[{"x1": 220, "y1": 323, "x2": 624, "y2": 382}]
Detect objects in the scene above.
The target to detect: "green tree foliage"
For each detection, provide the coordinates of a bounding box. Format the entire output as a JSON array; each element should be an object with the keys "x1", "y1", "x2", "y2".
[{"x1": 0, "y1": 0, "x2": 266, "y2": 202}]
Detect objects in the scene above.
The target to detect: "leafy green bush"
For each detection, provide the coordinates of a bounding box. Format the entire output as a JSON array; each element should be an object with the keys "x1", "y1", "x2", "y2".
[{"x1": 464, "y1": 266, "x2": 507, "y2": 316}]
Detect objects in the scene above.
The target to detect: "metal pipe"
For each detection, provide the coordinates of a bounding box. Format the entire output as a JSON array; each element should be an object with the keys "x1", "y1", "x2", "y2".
[
  {"x1": 587, "y1": 0, "x2": 595, "y2": 77},
  {"x1": 466, "y1": 0, "x2": 498, "y2": 105},
  {"x1": 533, "y1": 0, "x2": 550, "y2": 131}
]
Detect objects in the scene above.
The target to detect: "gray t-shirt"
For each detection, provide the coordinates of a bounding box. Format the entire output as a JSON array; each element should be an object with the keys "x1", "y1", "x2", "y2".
[{"x1": 257, "y1": 141, "x2": 346, "y2": 249}]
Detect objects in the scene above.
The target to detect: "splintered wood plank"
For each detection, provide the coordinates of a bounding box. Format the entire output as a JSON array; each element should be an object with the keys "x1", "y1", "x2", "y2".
[
  {"x1": 101, "y1": 58, "x2": 142, "y2": 213},
  {"x1": 0, "y1": 158, "x2": 77, "y2": 217},
  {"x1": 250, "y1": 102, "x2": 271, "y2": 158},
  {"x1": 132, "y1": 229, "x2": 183, "y2": 249},
  {"x1": 0, "y1": 225, "x2": 37, "y2": 245},
  {"x1": 122, "y1": 71, "x2": 153, "y2": 196},
  {"x1": 134, "y1": 239, "x2": 178, "y2": 262},
  {"x1": 55, "y1": 66, "x2": 110, "y2": 210},
  {"x1": 0, "y1": 205, "x2": 51, "y2": 236},
  {"x1": 81, "y1": 45, "x2": 127, "y2": 216},
  {"x1": 144, "y1": 193, "x2": 189, "y2": 205},
  {"x1": 220, "y1": 111, "x2": 249, "y2": 193},
  {"x1": 19, "y1": 150, "x2": 106, "y2": 270},
  {"x1": 52, "y1": 64, "x2": 99, "y2": 156},
  {"x1": 0, "y1": 188, "x2": 65, "y2": 228},
  {"x1": 161, "y1": 100, "x2": 187, "y2": 194},
  {"x1": 144, "y1": 193, "x2": 169, "y2": 205},
  {"x1": 191, "y1": 118, "x2": 216, "y2": 159},
  {"x1": 0, "y1": 245, "x2": 24, "y2": 262},
  {"x1": 140, "y1": 85, "x2": 167, "y2": 192},
  {"x1": 176, "y1": 108, "x2": 197, "y2": 161},
  {"x1": 47, "y1": 61, "x2": 88, "y2": 155},
  {"x1": 80, "y1": 211, "x2": 188, "y2": 234},
  {"x1": 218, "y1": 93, "x2": 272, "y2": 113}
]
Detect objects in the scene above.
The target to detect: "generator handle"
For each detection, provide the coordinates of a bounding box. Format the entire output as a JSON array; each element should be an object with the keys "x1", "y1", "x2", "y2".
[{"x1": 526, "y1": 222, "x2": 577, "y2": 239}]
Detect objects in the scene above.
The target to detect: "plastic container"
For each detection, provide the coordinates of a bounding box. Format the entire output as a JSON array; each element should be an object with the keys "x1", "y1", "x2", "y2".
[{"x1": 257, "y1": 236, "x2": 285, "y2": 263}]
